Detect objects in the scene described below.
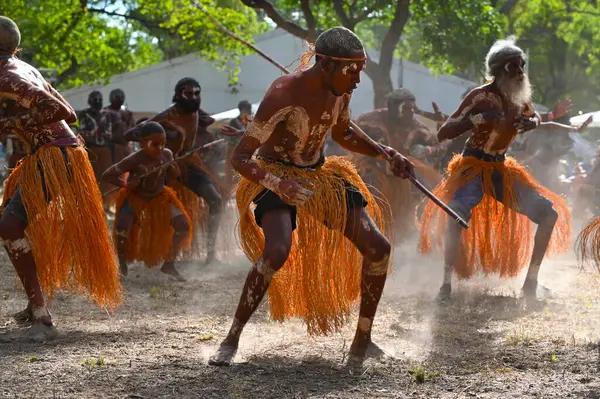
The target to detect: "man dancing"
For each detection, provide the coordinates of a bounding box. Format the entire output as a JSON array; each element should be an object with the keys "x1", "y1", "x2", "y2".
[
  {"x1": 209, "y1": 27, "x2": 413, "y2": 366},
  {"x1": 75, "y1": 90, "x2": 113, "y2": 211},
  {"x1": 125, "y1": 78, "x2": 223, "y2": 264},
  {"x1": 354, "y1": 89, "x2": 445, "y2": 240},
  {"x1": 0, "y1": 17, "x2": 121, "y2": 339},
  {"x1": 419, "y1": 37, "x2": 575, "y2": 300}
]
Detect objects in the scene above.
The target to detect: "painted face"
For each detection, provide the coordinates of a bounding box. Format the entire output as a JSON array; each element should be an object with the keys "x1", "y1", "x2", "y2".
[
  {"x1": 141, "y1": 133, "x2": 166, "y2": 160},
  {"x1": 177, "y1": 84, "x2": 201, "y2": 113},
  {"x1": 324, "y1": 50, "x2": 365, "y2": 96},
  {"x1": 504, "y1": 57, "x2": 525, "y2": 81}
]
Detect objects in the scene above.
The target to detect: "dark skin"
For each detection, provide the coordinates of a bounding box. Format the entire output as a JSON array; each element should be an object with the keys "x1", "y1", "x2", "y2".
[
  {"x1": 102, "y1": 132, "x2": 188, "y2": 281},
  {"x1": 210, "y1": 49, "x2": 414, "y2": 366},
  {"x1": 0, "y1": 56, "x2": 77, "y2": 327},
  {"x1": 436, "y1": 56, "x2": 576, "y2": 299},
  {"x1": 126, "y1": 84, "x2": 223, "y2": 264}
]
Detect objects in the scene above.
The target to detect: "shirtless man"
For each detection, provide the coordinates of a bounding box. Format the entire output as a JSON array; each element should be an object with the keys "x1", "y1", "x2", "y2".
[
  {"x1": 125, "y1": 78, "x2": 223, "y2": 263},
  {"x1": 103, "y1": 88, "x2": 134, "y2": 162},
  {"x1": 419, "y1": 37, "x2": 576, "y2": 300},
  {"x1": 76, "y1": 90, "x2": 113, "y2": 210},
  {"x1": 209, "y1": 27, "x2": 413, "y2": 366},
  {"x1": 0, "y1": 17, "x2": 121, "y2": 338},
  {"x1": 102, "y1": 122, "x2": 190, "y2": 281}
]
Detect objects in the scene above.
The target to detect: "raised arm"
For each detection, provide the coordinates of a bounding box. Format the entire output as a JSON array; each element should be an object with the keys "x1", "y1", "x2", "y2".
[{"x1": 0, "y1": 74, "x2": 75, "y2": 131}]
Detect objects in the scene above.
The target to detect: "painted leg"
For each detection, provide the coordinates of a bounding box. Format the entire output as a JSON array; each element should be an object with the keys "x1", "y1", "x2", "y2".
[
  {"x1": 0, "y1": 212, "x2": 56, "y2": 340},
  {"x1": 161, "y1": 212, "x2": 189, "y2": 282},
  {"x1": 343, "y1": 207, "x2": 392, "y2": 358},
  {"x1": 209, "y1": 208, "x2": 292, "y2": 366}
]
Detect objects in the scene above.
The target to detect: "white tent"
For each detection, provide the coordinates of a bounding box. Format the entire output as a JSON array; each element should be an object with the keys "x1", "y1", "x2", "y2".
[
  {"x1": 571, "y1": 111, "x2": 600, "y2": 127},
  {"x1": 211, "y1": 103, "x2": 260, "y2": 121}
]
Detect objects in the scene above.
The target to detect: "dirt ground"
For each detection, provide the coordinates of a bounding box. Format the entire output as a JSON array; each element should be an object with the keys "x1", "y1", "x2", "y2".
[{"x1": 2, "y1": 214, "x2": 600, "y2": 398}]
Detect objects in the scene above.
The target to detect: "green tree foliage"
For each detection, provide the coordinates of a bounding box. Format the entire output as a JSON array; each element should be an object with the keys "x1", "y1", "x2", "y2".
[
  {"x1": 242, "y1": 0, "x2": 505, "y2": 108},
  {"x1": 1, "y1": 0, "x2": 266, "y2": 90},
  {"x1": 508, "y1": 0, "x2": 600, "y2": 112}
]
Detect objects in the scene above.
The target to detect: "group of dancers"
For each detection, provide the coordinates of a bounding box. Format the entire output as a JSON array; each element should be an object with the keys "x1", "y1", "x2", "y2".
[{"x1": 1, "y1": 16, "x2": 598, "y2": 367}]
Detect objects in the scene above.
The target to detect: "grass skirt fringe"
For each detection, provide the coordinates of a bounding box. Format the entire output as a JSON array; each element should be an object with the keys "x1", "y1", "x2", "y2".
[
  {"x1": 419, "y1": 155, "x2": 571, "y2": 279},
  {"x1": 236, "y1": 156, "x2": 386, "y2": 335},
  {"x1": 2, "y1": 146, "x2": 122, "y2": 309},
  {"x1": 170, "y1": 181, "x2": 207, "y2": 261},
  {"x1": 353, "y1": 155, "x2": 441, "y2": 241},
  {"x1": 114, "y1": 187, "x2": 192, "y2": 267}
]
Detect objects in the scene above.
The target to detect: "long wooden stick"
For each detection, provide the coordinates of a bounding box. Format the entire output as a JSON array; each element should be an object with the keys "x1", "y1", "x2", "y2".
[
  {"x1": 102, "y1": 138, "x2": 225, "y2": 197},
  {"x1": 194, "y1": 3, "x2": 468, "y2": 229}
]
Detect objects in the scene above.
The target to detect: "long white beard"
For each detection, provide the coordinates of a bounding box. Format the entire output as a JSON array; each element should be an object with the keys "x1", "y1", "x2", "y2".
[{"x1": 496, "y1": 74, "x2": 532, "y2": 108}]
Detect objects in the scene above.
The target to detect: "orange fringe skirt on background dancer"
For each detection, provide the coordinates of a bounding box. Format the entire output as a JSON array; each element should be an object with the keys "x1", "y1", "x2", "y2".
[
  {"x1": 114, "y1": 187, "x2": 192, "y2": 267},
  {"x1": 419, "y1": 154, "x2": 571, "y2": 279},
  {"x1": 236, "y1": 156, "x2": 387, "y2": 335}
]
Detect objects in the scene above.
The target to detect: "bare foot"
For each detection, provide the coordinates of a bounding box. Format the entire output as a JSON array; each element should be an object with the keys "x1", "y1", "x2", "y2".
[
  {"x1": 436, "y1": 283, "x2": 452, "y2": 302},
  {"x1": 161, "y1": 262, "x2": 186, "y2": 282},
  {"x1": 27, "y1": 317, "x2": 58, "y2": 342},
  {"x1": 349, "y1": 339, "x2": 391, "y2": 360},
  {"x1": 522, "y1": 279, "x2": 552, "y2": 300},
  {"x1": 12, "y1": 306, "x2": 32, "y2": 324},
  {"x1": 204, "y1": 251, "x2": 217, "y2": 266},
  {"x1": 208, "y1": 343, "x2": 238, "y2": 366}
]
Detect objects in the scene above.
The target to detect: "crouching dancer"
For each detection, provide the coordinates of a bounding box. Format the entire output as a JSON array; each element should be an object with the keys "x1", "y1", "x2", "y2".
[
  {"x1": 102, "y1": 122, "x2": 191, "y2": 281},
  {"x1": 209, "y1": 27, "x2": 413, "y2": 366}
]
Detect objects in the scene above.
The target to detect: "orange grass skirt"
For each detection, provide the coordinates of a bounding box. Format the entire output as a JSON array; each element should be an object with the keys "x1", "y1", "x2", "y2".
[
  {"x1": 2, "y1": 146, "x2": 122, "y2": 309},
  {"x1": 236, "y1": 156, "x2": 386, "y2": 335},
  {"x1": 419, "y1": 155, "x2": 571, "y2": 279},
  {"x1": 114, "y1": 187, "x2": 192, "y2": 267}
]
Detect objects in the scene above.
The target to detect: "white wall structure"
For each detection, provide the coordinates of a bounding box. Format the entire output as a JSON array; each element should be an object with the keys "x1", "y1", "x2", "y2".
[{"x1": 62, "y1": 29, "x2": 547, "y2": 118}]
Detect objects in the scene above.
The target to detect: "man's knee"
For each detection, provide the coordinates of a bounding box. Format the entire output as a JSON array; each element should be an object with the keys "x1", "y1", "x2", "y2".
[
  {"x1": 262, "y1": 242, "x2": 291, "y2": 270},
  {"x1": 0, "y1": 213, "x2": 26, "y2": 241},
  {"x1": 528, "y1": 198, "x2": 558, "y2": 225},
  {"x1": 172, "y1": 215, "x2": 190, "y2": 233}
]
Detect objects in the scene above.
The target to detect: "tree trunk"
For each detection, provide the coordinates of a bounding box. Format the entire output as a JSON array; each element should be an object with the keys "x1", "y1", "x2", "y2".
[{"x1": 365, "y1": 63, "x2": 394, "y2": 109}]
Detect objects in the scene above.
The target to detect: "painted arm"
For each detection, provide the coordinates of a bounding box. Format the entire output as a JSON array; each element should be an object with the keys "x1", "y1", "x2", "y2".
[
  {"x1": 165, "y1": 150, "x2": 181, "y2": 181},
  {"x1": 0, "y1": 74, "x2": 75, "y2": 131},
  {"x1": 331, "y1": 95, "x2": 392, "y2": 159},
  {"x1": 231, "y1": 78, "x2": 312, "y2": 205},
  {"x1": 46, "y1": 82, "x2": 77, "y2": 124},
  {"x1": 437, "y1": 89, "x2": 502, "y2": 142},
  {"x1": 102, "y1": 154, "x2": 138, "y2": 188}
]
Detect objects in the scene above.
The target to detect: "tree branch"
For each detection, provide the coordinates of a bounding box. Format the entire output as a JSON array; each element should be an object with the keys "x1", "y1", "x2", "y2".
[
  {"x1": 499, "y1": 0, "x2": 519, "y2": 15},
  {"x1": 240, "y1": 0, "x2": 310, "y2": 39},
  {"x1": 300, "y1": 0, "x2": 317, "y2": 41},
  {"x1": 333, "y1": 0, "x2": 351, "y2": 28},
  {"x1": 87, "y1": 7, "x2": 163, "y2": 29},
  {"x1": 55, "y1": 56, "x2": 79, "y2": 87},
  {"x1": 379, "y1": 0, "x2": 410, "y2": 73}
]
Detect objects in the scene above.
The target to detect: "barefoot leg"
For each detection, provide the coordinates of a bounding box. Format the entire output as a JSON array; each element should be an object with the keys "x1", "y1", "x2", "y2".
[
  {"x1": 209, "y1": 207, "x2": 292, "y2": 366},
  {"x1": 161, "y1": 210, "x2": 189, "y2": 282},
  {"x1": 0, "y1": 191, "x2": 53, "y2": 329},
  {"x1": 343, "y1": 207, "x2": 391, "y2": 358},
  {"x1": 516, "y1": 187, "x2": 559, "y2": 297},
  {"x1": 115, "y1": 201, "x2": 134, "y2": 277}
]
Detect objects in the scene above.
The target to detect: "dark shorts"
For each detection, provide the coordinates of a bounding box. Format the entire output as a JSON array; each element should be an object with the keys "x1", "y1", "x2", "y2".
[{"x1": 253, "y1": 181, "x2": 368, "y2": 231}]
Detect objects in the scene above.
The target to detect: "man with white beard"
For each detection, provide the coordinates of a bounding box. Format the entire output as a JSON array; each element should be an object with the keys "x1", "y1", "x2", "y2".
[{"x1": 418, "y1": 37, "x2": 576, "y2": 300}]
